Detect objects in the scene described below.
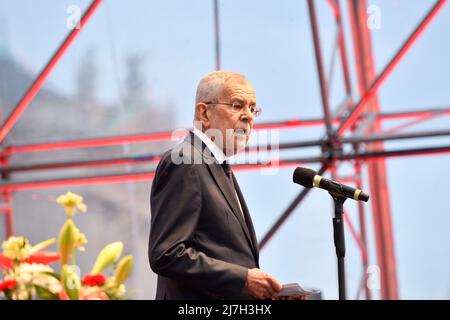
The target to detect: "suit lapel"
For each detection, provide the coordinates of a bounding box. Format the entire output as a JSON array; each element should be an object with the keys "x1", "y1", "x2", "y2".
[
  {"x1": 232, "y1": 173, "x2": 259, "y2": 263},
  {"x1": 206, "y1": 163, "x2": 256, "y2": 256},
  {"x1": 187, "y1": 132, "x2": 257, "y2": 259}
]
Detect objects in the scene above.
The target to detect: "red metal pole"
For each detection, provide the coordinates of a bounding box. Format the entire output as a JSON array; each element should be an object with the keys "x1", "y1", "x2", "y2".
[
  {"x1": 383, "y1": 109, "x2": 449, "y2": 134},
  {"x1": 347, "y1": 0, "x2": 397, "y2": 299},
  {"x1": 343, "y1": 128, "x2": 450, "y2": 144},
  {"x1": 0, "y1": 171, "x2": 156, "y2": 192},
  {"x1": 3, "y1": 107, "x2": 450, "y2": 155},
  {"x1": 338, "y1": 145, "x2": 450, "y2": 160},
  {"x1": 0, "y1": 150, "x2": 14, "y2": 238},
  {"x1": 1, "y1": 193, "x2": 13, "y2": 238},
  {"x1": 0, "y1": 0, "x2": 103, "y2": 144},
  {"x1": 0, "y1": 155, "x2": 161, "y2": 174},
  {"x1": 1, "y1": 145, "x2": 450, "y2": 192},
  {"x1": 334, "y1": 0, "x2": 353, "y2": 102},
  {"x1": 308, "y1": 0, "x2": 333, "y2": 134},
  {"x1": 354, "y1": 161, "x2": 371, "y2": 299},
  {"x1": 259, "y1": 163, "x2": 330, "y2": 250},
  {"x1": 2, "y1": 129, "x2": 450, "y2": 175},
  {"x1": 337, "y1": 0, "x2": 448, "y2": 136},
  {"x1": 1, "y1": 127, "x2": 450, "y2": 180},
  {"x1": 342, "y1": 208, "x2": 368, "y2": 274},
  {"x1": 330, "y1": 1, "x2": 372, "y2": 298}
]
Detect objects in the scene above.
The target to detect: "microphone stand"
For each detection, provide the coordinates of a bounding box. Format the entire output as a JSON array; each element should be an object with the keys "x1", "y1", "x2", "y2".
[{"x1": 329, "y1": 191, "x2": 347, "y2": 300}]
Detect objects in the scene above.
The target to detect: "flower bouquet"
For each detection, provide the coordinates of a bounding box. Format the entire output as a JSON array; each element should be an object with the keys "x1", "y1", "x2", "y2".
[{"x1": 0, "y1": 192, "x2": 133, "y2": 300}]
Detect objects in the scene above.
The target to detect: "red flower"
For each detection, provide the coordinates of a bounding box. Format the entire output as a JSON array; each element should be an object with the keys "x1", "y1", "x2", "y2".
[
  {"x1": 58, "y1": 289, "x2": 69, "y2": 300},
  {"x1": 24, "y1": 251, "x2": 61, "y2": 265},
  {"x1": 80, "y1": 287, "x2": 109, "y2": 300},
  {"x1": 0, "y1": 251, "x2": 60, "y2": 269},
  {"x1": 0, "y1": 254, "x2": 13, "y2": 270},
  {"x1": 82, "y1": 274, "x2": 106, "y2": 287},
  {"x1": 0, "y1": 279, "x2": 17, "y2": 292}
]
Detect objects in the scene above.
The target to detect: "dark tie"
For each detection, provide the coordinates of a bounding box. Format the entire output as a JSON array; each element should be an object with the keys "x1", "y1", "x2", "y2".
[
  {"x1": 221, "y1": 161, "x2": 245, "y2": 221},
  {"x1": 221, "y1": 161, "x2": 233, "y2": 183}
]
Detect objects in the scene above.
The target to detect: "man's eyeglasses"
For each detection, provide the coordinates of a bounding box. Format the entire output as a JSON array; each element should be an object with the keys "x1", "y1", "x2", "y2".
[{"x1": 204, "y1": 101, "x2": 262, "y2": 118}]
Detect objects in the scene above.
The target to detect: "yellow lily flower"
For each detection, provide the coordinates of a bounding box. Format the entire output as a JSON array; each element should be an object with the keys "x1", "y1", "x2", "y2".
[
  {"x1": 58, "y1": 220, "x2": 77, "y2": 265},
  {"x1": 74, "y1": 228, "x2": 88, "y2": 252},
  {"x1": 90, "y1": 242, "x2": 123, "y2": 275},
  {"x1": 56, "y1": 192, "x2": 87, "y2": 217},
  {"x1": 1, "y1": 236, "x2": 32, "y2": 261},
  {"x1": 114, "y1": 255, "x2": 133, "y2": 287}
]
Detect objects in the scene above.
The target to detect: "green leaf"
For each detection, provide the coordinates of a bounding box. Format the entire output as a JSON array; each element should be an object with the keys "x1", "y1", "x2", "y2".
[
  {"x1": 61, "y1": 265, "x2": 80, "y2": 300},
  {"x1": 35, "y1": 285, "x2": 59, "y2": 300},
  {"x1": 3, "y1": 289, "x2": 13, "y2": 300},
  {"x1": 42, "y1": 271, "x2": 61, "y2": 281},
  {"x1": 30, "y1": 238, "x2": 56, "y2": 254}
]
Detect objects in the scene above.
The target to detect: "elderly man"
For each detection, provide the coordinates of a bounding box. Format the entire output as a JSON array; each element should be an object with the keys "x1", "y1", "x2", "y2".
[{"x1": 148, "y1": 71, "x2": 282, "y2": 300}]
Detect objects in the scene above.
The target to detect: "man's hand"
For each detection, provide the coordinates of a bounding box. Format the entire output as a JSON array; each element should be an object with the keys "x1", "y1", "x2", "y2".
[{"x1": 244, "y1": 268, "x2": 282, "y2": 300}]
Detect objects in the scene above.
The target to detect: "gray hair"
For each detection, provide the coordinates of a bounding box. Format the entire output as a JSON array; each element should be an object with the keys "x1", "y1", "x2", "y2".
[{"x1": 195, "y1": 71, "x2": 247, "y2": 104}]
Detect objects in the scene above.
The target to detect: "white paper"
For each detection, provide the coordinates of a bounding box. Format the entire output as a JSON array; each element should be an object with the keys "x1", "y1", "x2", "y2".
[{"x1": 275, "y1": 283, "x2": 321, "y2": 298}]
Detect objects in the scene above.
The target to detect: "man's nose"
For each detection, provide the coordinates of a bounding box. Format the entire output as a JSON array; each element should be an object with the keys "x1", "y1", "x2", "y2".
[{"x1": 240, "y1": 106, "x2": 254, "y2": 123}]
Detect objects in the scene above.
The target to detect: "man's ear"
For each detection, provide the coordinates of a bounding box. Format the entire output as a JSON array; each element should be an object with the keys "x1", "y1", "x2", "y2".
[{"x1": 195, "y1": 102, "x2": 210, "y2": 128}]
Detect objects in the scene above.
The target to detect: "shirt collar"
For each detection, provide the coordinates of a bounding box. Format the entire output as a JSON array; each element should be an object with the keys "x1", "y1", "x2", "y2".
[{"x1": 193, "y1": 127, "x2": 228, "y2": 164}]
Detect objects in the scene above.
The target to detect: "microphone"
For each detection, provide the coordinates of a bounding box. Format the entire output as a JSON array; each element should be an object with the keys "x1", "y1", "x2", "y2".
[{"x1": 293, "y1": 167, "x2": 369, "y2": 202}]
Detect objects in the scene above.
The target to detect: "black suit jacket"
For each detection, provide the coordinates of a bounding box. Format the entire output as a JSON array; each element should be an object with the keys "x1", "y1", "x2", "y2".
[{"x1": 148, "y1": 132, "x2": 259, "y2": 299}]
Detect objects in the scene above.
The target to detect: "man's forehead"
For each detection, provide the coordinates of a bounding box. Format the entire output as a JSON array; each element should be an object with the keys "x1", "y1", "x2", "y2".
[{"x1": 223, "y1": 80, "x2": 256, "y2": 99}]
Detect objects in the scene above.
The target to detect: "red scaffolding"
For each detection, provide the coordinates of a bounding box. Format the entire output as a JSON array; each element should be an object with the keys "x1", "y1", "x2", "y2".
[{"x1": 0, "y1": 0, "x2": 449, "y2": 300}]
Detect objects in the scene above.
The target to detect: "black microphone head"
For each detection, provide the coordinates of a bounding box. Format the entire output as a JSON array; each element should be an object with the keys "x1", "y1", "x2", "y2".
[
  {"x1": 359, "y1": 192, "x2": 370, "y2": 202},
  {"x1": 293, "y1": 167, "x2": 317, "y2": 188}
]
